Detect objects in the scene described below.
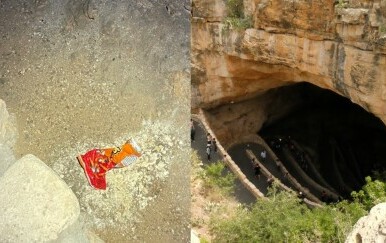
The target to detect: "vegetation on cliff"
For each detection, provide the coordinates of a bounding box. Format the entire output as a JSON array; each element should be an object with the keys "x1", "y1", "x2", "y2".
[
  {"x1": 210, "y1": 188, "x2": 364, "y2": 242},
  {"x1": 200, "y1": 161, "x2": 236, "y2": 197},
  {"x1": 351, "y1": 175, "x2": 386, "y2": 211},
  {"x1": 223, "y1": 0, "x2": 252, "y2": 31},
  {"x1": 206, "y1": 174, "x2": 386, "y2": 242}
]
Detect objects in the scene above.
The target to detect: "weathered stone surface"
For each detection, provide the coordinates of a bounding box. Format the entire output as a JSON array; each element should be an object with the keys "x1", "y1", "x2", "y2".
[
  {"x1": 0, "y1": 144, "x2": 15, "y2": 177},
  {"x1": 192, "y1": 0, "x2": 386, "y2": 125},
  {"x1": 54, "y1": 219, "x2": 105, "y2": 243},
  {"x1": 345, "y1": 203, "x2": 386, "y2": 243},
  {"x1": 0, "y1": 99, "x2": 16, "y2": 148},
  {"x1": 0, "y1": 99, "x2": 16, "y2": 176},
  {"x1": 0, "y1": 154, "x2": 80, "y2": 242},
  {"x1": 252, "y1": 0, "x2": 336, "y2": 37},
  {"x1": 192, "y1": 0, "x2": 226, "y2": 21}
]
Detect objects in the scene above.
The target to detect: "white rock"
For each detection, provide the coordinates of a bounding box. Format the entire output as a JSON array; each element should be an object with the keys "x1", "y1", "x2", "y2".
[
  {"x1": 336, "y1": 8, "x2": 369, "y2": 24},
  {"x1": 0, "y1": 99, "x2": 17, "y2": 147},
  {"x1": 345, "y1": 203, "x2": 386, "y2": 243},
  {"x1": 54, "y1": 219, "x2": 105, "y2": 243},
  {"x1": 0, "y1": 99, "x2": 17, "y2": 176},
  {"x1": 0, "y1": 144, "x2": 15, "y2": 176},
  {"x1": 0, "y1": 154, "x2": 80, "y2": 242}
]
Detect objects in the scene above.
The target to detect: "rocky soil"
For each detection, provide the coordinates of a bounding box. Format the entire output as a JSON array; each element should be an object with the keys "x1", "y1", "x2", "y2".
[
  {"x1": 0, "y1": 0, "x2": 190, "y2": 242},
  {"x1": 190, "y1": 150, "x2": 241, "y2": 242}
]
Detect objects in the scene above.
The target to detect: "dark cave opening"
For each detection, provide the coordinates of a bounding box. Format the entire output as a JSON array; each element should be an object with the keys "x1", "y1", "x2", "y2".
[{"x1": 259, "y1": 82, "x2": 386, "y2": 198}]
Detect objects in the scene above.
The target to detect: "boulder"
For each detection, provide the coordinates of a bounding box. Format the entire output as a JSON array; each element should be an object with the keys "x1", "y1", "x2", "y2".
[
  {"x1": 345, "y1": 203, "x2": 386, "y2": 243},
  {"x1": 0, "y1": 154, "x2": 80, "y2": 242}
]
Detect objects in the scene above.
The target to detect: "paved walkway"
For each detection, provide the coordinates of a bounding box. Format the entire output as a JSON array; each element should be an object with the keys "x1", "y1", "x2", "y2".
[
  {"x1": 228, "y1": 143, "x2": 294, "y2": 196},
  {"x1": 192, "y1": 118, "x2": 334, "y2": 203},
  {"x1": 191, "y1": 121, "x2": 256, "y2": 205}
]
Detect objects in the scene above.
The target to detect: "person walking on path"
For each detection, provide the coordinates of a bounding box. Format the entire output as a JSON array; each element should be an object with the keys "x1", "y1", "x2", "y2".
[
  {"x1": 190, "y1": 119, "x2": 195, "y2": 142},
  {"x1": 212, "y1": 138, "x2": 217, "y2": 152},
  {"x1": 254, "y1": 163, "x2": 261, "y2": 179},
  {"x1": 251, "y1": 158, "x2": 261, "y2": 179},
  {"x1": 206, "y1": 133, "x2": 212, "y2": 145},
  {"x1": 267, "y1": 175, "x2": 274, "y2": 187},
  {"x1": 206, "y1": 144, "x2": 211, "y2": 161},
  {"x1": 260, "y1": 150, "x2": 266, "y2": 161}
]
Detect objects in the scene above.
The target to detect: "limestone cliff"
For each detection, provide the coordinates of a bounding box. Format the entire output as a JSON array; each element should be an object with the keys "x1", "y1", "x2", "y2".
[{"x1": 192, "y1": 0, "x2": 386, "y2": 125}]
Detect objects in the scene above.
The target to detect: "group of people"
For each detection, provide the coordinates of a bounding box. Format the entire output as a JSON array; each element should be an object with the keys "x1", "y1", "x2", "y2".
[
  {"x1": 269, "y1": 136, "x2": 309, "y2": 172},
  {"x1": 251, "y1": 157, "x2": 276, "y2": 187},
  {"x1": 191, "y1": 119, "x2": 217, "y2": 161},
  {"x1": 206, "y1": 133, "x2": 217, "y2": 161}
]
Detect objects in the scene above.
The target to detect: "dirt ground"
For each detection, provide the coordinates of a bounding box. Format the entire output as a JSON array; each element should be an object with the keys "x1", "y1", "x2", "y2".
[{"x1": 0, "y1": 0, "x2": 190, "y2": 242}]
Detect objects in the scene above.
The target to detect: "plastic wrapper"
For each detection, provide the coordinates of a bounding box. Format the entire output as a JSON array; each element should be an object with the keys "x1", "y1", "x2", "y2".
[{"x1": 77, "y1": 139, "x2": 141, "y2": 189}]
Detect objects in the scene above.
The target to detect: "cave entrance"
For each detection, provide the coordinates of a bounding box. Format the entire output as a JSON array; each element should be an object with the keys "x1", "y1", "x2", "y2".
[
  {"x1": 205, "y1": 81, "x2": 386, "y2": 201},
  {"x1": 259, "y1": 82, "x2": 386, "y2": 198}
]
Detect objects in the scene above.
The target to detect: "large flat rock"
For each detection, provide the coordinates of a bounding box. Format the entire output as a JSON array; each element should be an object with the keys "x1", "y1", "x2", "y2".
[{"x1": 0, "y1": 154, "x2": 80, "y2": 242}]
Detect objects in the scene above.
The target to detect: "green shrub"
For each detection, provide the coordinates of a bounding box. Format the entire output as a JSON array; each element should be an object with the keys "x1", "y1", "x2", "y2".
[
  {"x1": 200, "y1": 237, "x2": 210, "y2": 243},
  {"x1": 225, "y1": 0, "x2": 244, "y2": 18},
  {"x1": 200, "y1": 161, "x2": 236, "y2": 196},
  {"x1": 223, "y1": 0, "x2": 253, "y2": 31},
  {"x1": 210, "y1": 184, "x2": 367, "y2": 242},
  {"x1": 351, "y1": 176, "x2": 386, "y2": 211},
  {"x1": 223, "y1": 16, "x2": 253, "y2": 31},
  {"x1": 336, "y1": 0, "x2": 347, "y2": 8},
  {"x1": 379, "y1": 25, "x2": 386, "y2": 35}
]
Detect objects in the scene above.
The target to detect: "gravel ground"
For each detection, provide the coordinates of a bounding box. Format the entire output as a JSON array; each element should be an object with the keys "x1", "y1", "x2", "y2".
[{"x1": 0, "y1": 0, "x2": 190, "y2": 242}]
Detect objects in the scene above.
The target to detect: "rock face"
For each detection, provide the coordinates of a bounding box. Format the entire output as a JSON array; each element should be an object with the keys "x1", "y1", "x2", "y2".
[
  {"x1": 192, "y1": 0, "x2": 386, "y2": 125},
  {"x1": 192, "y1": 1, "x2": 386, "y2": 240},
  {"x1": 0, "y1": 99, "x2": 16, "y2": 176},
  {"x1": 0, "y1": 99, "x2": 16, "y2": 147},
  {"x1": 0, "y1": 154, "x2": 80, "y2": 242},
  {"x1": 0, "y1": 0, "x2": 191, "y2": 241},
  {"x1": 345, "y1": 203, "x2": 386, "y2": 243}
]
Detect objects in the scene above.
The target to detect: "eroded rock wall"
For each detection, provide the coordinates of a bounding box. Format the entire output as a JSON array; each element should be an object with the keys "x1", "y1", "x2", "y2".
[
  {"x1": 203, "y1": 86, "x2": 305, "y2": 148},
  {"x1": 192, "y1": 0, "x2": 386, "y2": 125}
]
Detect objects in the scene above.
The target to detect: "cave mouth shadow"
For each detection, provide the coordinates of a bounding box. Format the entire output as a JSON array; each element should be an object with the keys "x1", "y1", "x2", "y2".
[{"x1": 259, "y1": 82, "x2": 386, "y2": 198}]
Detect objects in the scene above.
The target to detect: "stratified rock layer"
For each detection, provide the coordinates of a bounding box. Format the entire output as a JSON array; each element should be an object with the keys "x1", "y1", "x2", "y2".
[
  {"x1": 192, "y1": 0, "x2": 386, "y2": 124},
  {"x1": 0, "y1": 154, "x2": 80, "y2": 242}
]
